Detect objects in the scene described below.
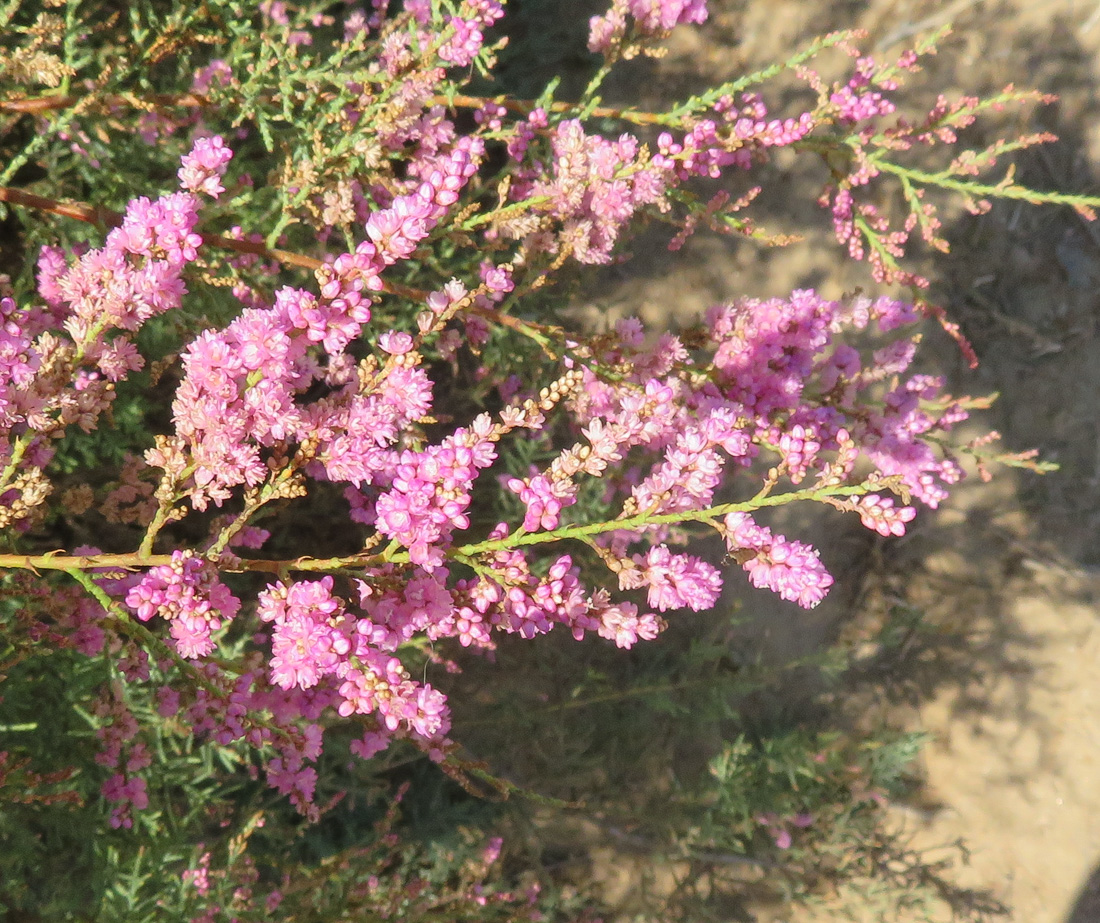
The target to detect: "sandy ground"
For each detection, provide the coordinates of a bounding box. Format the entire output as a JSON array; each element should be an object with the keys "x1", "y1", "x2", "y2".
[{"x1": 576, "y1": 1, "x2": 1100, "y2": 919}]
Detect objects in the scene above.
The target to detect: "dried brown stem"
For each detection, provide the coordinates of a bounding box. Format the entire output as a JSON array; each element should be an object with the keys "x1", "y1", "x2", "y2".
[
  {"x1": 430, "y1": 93, "x2": 671, "y2": 125},
  {"x1": 0, "y1": 88, "x2": 670, "y2": 126},
  {"x1": 0, "y1": 183, "x2": 320, "y2": 268},
  {"x1": 0, "y1": 91, "x2": 209, "y2": 115},
  {"x1": 0, "y1": 551, "x2": 363, "y2": 575},
  {"x1": 0, "y1": 185, "x2": 556, "y2": 336},
  {"x1": 0, "y1": 185, "x2": 118, "y2": 227}
]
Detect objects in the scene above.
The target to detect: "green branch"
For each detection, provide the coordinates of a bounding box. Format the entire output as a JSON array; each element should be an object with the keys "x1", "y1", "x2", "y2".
[
  {"x1": 875, "y1": 159, "x2": 1100, "y2": 212},
  {"x1": 456, "y1": 480, "x2": 876, "y2": 557}
]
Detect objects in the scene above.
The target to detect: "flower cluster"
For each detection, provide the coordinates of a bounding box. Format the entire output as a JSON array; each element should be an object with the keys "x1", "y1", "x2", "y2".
[
  {"x1": 373, "y1": 417, "x2": 499, "y2": 570},
  {"x1": 258, "y1": 578, "x2": 351, "y2": 690},
  {"x1": 589, "y1": 0, "x2": 709, "y2": 54},
  {"x1": 156, "y1": 274, "x2": 966, "y2": 767},
  {"x1": 0, "y1": 0, "x2": 1056, "y2": 843},
  {"x1": 528, "y1": 120, "x2": 670, "y2": 264},
  {"x1": 723, "y1": 512, "x2": 833, "y2": 609},
  {"x1": 94, "y1": 689, "x2": 152, "y2": 829},
  {"x1": 158, "y1": 141, "x2": 482, "y2": 511},
  {"x1": 625, "y1": 545, "x2": 724, "y2": 612},
  {"x1": 0, "y1": 138, "x2": 231, "y2": 528},
  {"x1": 125, "y1": 550, "x2": 242, "y2": 658}
]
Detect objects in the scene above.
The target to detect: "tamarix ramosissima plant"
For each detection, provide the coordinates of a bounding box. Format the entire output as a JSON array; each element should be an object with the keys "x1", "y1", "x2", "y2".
[{"x1": 0, "y1": 0, "x2": 1084, "y2": 920}]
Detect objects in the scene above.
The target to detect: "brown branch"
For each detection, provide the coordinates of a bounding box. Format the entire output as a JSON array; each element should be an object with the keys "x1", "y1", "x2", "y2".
[
  {"x1": 430, "y1": 93, "x2": 673, "y2": 126},
  {"x1": 0, "y1": 88, "x2": 672, "y2": 127},
  {"x1": 0, "y1": 551, "x2": 369, "y2": 575},
  {"x1": 210, "y1": 234, "x2": 322, "y2": 271},
  {"x1": 0, "y1": 91, "x2": 209, "y2": 115},
  {"x1": 0, "y1": 184, "x2": 562, "y2": 337},
  {"x1": 0, "y1": 185, "x2": 119, "y2": 227},
  {"x1": 0, "y1": 184, "x2": 321, "y2": 269}
]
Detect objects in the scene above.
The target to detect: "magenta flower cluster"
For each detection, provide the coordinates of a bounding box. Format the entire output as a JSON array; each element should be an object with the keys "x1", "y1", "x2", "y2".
[
  {"x1": 126, "y1": 550, "x2": 242, "y2": 659},
  {"x1": 1, "y1": 136, "x2": 231, "y2": 527},
  {"x1": 529, "y1": 120, "x2": 669, "y2": 264},
  {"x1": 723, "y1": 513, "x2": 833, "y2": 609},
  {"x1": 0, "y1": 0, "x2": 1018, "y2": 835},
  {"x1": 160, "y1": 139, "x2": 482, "y2": 510},
  {"x1": 589, "y1": 0, "x2": 709, "y2": 54}
]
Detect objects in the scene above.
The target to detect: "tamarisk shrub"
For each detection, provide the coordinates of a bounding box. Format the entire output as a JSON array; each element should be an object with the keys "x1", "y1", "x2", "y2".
[{"x1": 0, "y1": 0, "x2": 1084, "y2": 919}]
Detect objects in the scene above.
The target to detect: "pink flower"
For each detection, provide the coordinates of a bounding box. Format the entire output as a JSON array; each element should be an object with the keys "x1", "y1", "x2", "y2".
[
  {"x1": 378, "y1": 330, "x2": 415, "y2": 355},
  {"x1": 596, "y1": 602, "x2": 663, "y2": 648},
  {"x1": 628, "y1": 545, "x2": 723, "y2": 612},
  {"x1": 177, "y1": 135, "x2": 233, "y2": 198},
  {"x1": 102, "y1": 773, "x2": 149, "y2": 829},
  {"x1": 259, "y1": 578, "x2": 351, "y2": 690},
  {"x1": 724, "y1": 513, "x2": 833, "y2": 609},
  {"x1": 530, "y1": 120, "x2": 670, "y2": 264},
  {"x1": 855, "y1": 493, "x2": 916, "y2": 537},
  {"x1": 124, "y1": 551, "x2": 241, "y2": 659},
  {"x1": 182, "y1": 852, "x2": 212, "y2": 896},
  {"x1": 375, "y1": 423, "x2": 498, "y2": 570},
  {"x1": 589, "y1": 0, "x2": 708, "y2": 53},
  {"x1": 506, "y1": 473, "x2": 577, "y2": 532}
]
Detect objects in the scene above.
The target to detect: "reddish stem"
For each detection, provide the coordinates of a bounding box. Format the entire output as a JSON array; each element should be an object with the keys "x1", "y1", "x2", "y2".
[
  {"x1": 0, "y1": 92, "x2": 210, "y2": 115},
  {"x1": 0, "y1": 186, "x2": 551, "y2": 335},
  {"x1": 0, "y1": 184, "x2": 319, "y2": 269},
  {"x1": 0, "y1": 89, "x2": 669, "y2": 126}
]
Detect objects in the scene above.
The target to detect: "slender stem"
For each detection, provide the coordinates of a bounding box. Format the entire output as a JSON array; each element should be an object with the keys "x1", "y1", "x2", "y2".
[
  {"x1": 437, "y1": 92, "x2": 678, "y2": 126},
  {"x1": 0, "y1": 185, "x2": 566, "y2": 345},
  {"x1": 0, "y1": 185, "x2": 118, "y2": 226},
  {"x1": 64, "y1": 568, "x2": 230, "y2": 697},
  {"x1": 0, "y1": 185, "x2": 322, "y2": 269},
  {"x1": 0, "y1": 551, "x2": 312, "y2": 574},
  {"x1": 0, "y1": 87, "x2": 679, "y2": 127},
  {"x1": 0, "y1": 92, "x2": 211, "y2": 115},
  {"x1": 4, "y1": 552, "x2": 172, "y2": 571},
  {"x1": 0, "y1": 480, "x2": 875, "y2": 577},
  {"x1": 206, "y1": 499, "x2": 268, "y2": 560},
  {"x1": 138, "y1": 496, "x2": 180, "y2": 558},
  {"x1": 0, "y1": 435, "x2": 30, "y2": 492},
  {"x1": 455, "y1": 480, "x2": 876, "y2": 556},
  {"x1": 874, "y1": 158, "x2": 1100, "y2": 209}
]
